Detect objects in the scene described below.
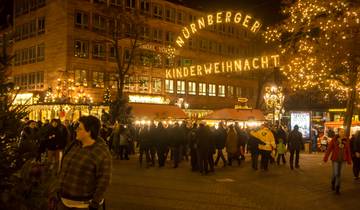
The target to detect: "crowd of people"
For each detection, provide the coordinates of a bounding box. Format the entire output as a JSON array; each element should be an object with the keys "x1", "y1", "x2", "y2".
[{"x1": 17, "y1": 116, "x2": 360, "y2": 206}]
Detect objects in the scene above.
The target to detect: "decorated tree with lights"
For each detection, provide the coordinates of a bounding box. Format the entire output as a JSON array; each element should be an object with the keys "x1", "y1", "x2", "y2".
[{"x1": 264, "y1": 0, "x2": 360, "y2": 136}]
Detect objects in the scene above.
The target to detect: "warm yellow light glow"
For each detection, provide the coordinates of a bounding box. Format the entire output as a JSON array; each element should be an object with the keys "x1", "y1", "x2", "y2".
[
  {"x1": 176, "y1": 11, "x2": 262, "y2": 47},
  {"x1": 128, "y1": 95, "x2": 170, "y2": 104},
  {"x1": 165, "y1": 55, "x2": 280, "y2": 79}
]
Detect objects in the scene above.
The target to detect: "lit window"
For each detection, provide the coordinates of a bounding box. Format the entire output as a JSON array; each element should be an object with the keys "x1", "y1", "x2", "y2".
[
  {"x1": 188, "y1": 81, "x2": 196, "y2": 95},
  {"x1": 75, "y1": 70, "x2": 87, "y2": 86},
  {"x1": 177, "y1": 80, "x2": 185, "y2": 94},
  {"x1": 218, "y1": 85, "x2": 225, "y2": 97},
  {"x1": 124, "y1": 75, "x2": 136, "y2": 92},
  {"x1": 74, "y1": 40, "x2": 88, "y2": 58},
  {"x1": 138, "y1": 76, "x2": 149, "y2": 93},
  {"x1": 199, "y1": 83, "x2": 207, "y2": 96},
  {"x1": 92, "y1": 72, "x2": 104, "y2": 88},
  {"x1": 209, "y1": 84, "x2": 216, "y2": 96},
  {"x1": 151, "y1": 78, "x2": 162, "y2": 93},
  {"x1": 165, "y1": 79, "x2": 174, "y2": 93}
]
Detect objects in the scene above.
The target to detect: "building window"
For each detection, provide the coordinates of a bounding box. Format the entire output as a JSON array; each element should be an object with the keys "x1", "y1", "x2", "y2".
[
  {"x1": 138, "y1": 76, "x2": 149, "y2": 93},
  {"x1": 92, "y1": 42, "x2": 106, "y2": 59},
  {"x1": 177, "y1": 80, "x2": 185, "y2": 94},
  {"x1": 75, "y1": 11, "x2": 88, "y2": 29},
  {"x1": 151, "y1": 78, "x2": 162, "y2": 93},
  {"x1": 140, "y1": 0, "x2": 150, "y2": 14},
  {"x1": 140, "y1": 26, "x2": 150, "y2": 40},
  {"x1": 94, "y1": 0, "x2": 106, "y2": 3},
  {"x1": 74, "y1": 40, "x2": 89, "y2": 58},
  {"x1": 93, "y1": 14, "x2": 106, "y2": 32},
  {"x1": 153, "y1": 29, "x2": 163, "y2": 43},
  {"x1": 92, "y1": 72, "x2": 104, "y2": 88},
  {"x1": 199, "y1": 83, "x2": 207, "y2": 96},
  {"x1": 164, "y1": 57, "x2": 174, "y2": 67},
  {"x1": 124, "y1": 75, "x2": 136, "y2": 92},
  {"x1": 29, "y1": 19, "x2": 36, "y2": 37},
  {"x1": 36, "y1": 43, "x2": 45, "y2": 62},
  {"x1": 165, "y1": 79, "x2": 174, "y2": 93},
  {"x1": 124, "y1": 48, "x2": 130, "y2": 61},
  {"x1": 125, "y1": 0, "x2": 136, "y2": 10},
  {"x1": 14, "y1": 50, "x2": 21, "y2": 66},
  {"x1": 153, "y1": 4, "x2": 162, "y2": 19},
  {"x1": 21, "y1": 48, "x2": 29, "y2": 64},
  {"x1": 165, "y1": 31, "x2": 174, "y2": 44},
  {"x1": 38, "y1": 16, "x2": 45, "y2": 34},
  {"x1": 35, "y1": 71, "x2": 44, "y2": 88},
  {"x1": 177, "y1": 10, "x2": 184, "y2": 25},
  {"x1": 165, "y1": 7, "x2": 175, "y2": 22},
  {"x1": 228, "y1": 85, "x2": 234, "y2": 97},
  {"x1": 75, "y1": 70, "x2": 88, "y2": 86},
  {"x1": 22, "y1": 23, "x2": 29, "y2": 40},
  {"x1": 209, "y1": 84, "x2": 216, "y2": 96},
  {"x1": 109, "y1": 45, "x2": 120, "y2": 60},
  {"x1": 200, "y1": 39, "x2": 207, "y2": 51},
  {"x1": 111, "y1": 0, "x2": 123, "y2": 7},
  {"x1": 109, "y1": 73, "x2": 118, "y2": 89},
  {"x1": 15, "y1": 26, "x2": 21, "y2": 41},
  {"x1": 29, "y1": 46, "x2": 36, "y2": 63},
  {"x1": 236, "y1": 87, "x2": 242, "y2": 97},
  {"x1": 37, "y1": 0, "x2": 46, "y2": 7},
  {"x1": 188, "y1": 81, "x2": 196, "y2": 95},
  {"x1": 218, "y1": 85, "x2": 225, "y2": 97}
]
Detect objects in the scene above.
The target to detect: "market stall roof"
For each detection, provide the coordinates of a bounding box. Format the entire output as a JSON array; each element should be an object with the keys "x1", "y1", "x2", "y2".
[
  {"x1": 129, "y1": 103, "x2": 187, "y2": 120},
  {"x1": 324, "y1": 121, "x2": 360, "y2": 127},
  {"x1": 203, "y1": 108, "x2": 265, "y2": 121}
]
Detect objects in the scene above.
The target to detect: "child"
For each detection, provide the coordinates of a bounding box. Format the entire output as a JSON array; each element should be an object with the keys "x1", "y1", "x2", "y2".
[{"x1": 276, "y1": 138, "x2": 287, "y2": 165}]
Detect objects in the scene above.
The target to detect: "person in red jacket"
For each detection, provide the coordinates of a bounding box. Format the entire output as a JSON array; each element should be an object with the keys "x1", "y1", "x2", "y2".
[{"x1": 323, "y1": 128, "x2": 352, "y2": 194}]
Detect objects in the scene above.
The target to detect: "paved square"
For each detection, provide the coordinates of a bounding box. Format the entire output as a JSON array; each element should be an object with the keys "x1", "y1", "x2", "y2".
[{"x1": 106, "y1": 154, "x2": 360, "y2": 210}]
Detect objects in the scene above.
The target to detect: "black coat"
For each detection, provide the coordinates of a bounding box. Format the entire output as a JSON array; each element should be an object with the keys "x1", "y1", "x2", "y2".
[
  {"x1": 288, "y1": 130, "x2": 303, "y2": 151},
  {"x1": 215, "y1": 127, "x2": 227, "y2": 149}
]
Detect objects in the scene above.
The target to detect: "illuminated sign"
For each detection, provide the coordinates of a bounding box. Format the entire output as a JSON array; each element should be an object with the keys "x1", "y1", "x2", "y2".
[
  {"x1": 165, "y1": 55, "x2": 280, "y2": 79},
  {"x1": 328, "y1": 108, "x2": 346, "y2": 112},
  {"x1": 176, "y1": 11, "x2": 262, "y2": 47},
  {"x1": 13, "y1": 93, "x2": 34, "y2": 105},
  {"x1": 290, "y1": 111, "x2": 311, "y2": 139},
  {"x1": 129, "y1": 95, "x2": 170, "y2": 104}
]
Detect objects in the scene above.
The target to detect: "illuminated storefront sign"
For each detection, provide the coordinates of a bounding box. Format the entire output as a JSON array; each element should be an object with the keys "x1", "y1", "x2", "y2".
[
  {"x1": 290, "y1": 111, "x2": 311, "y2": 139},
  {"x1": 128, "y1": 95, "x2": 170, "y2": 104},
  {"x1": 176, "y1": 11, "x2": 262, "y2": 47},
  {"x1": 165, "y1": 54, "x2": 280, "y2": 79}
]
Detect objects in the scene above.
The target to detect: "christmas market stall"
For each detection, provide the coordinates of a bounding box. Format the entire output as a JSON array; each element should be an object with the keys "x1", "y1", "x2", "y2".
[{"x1": 202, "y1": 108, "x2": 266, "y2": 128}]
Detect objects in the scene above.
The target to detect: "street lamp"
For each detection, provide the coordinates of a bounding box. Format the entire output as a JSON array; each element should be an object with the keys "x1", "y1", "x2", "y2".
[{"x1": 263, "y1": 86, "x2": 285, "y2": 125}]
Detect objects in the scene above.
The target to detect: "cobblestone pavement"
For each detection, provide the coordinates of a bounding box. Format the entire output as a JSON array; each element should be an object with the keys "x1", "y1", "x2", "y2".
[{"x1": 105, "y1": 153, "x2": 360, "y2": 210}]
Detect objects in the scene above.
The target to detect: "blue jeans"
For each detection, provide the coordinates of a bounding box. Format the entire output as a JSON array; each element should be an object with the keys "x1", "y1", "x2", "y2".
[{"x1": 332, "y1": 161, "x2": 343, "y2": 188}]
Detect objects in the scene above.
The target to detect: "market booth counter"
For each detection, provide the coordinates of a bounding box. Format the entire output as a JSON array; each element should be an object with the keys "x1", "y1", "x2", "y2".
[
  {"x1": 202, "y1": 108, "x2": 266, "y2": 127},
  {"x1": 130, "y1": 103, "x2": 188, "y2": 124}
]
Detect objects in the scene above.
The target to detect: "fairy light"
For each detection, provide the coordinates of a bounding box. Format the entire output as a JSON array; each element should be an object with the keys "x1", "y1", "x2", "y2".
[{"x1": 263, "y1": 0, "x2": 359, "y2": 97}]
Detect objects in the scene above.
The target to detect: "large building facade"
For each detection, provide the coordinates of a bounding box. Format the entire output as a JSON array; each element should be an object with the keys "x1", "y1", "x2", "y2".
[{"x1": 11, "y1": 0, "x2": 268, "y2": 120}]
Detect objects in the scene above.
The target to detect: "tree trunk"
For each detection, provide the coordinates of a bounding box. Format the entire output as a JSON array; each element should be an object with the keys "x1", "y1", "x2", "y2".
[{"x1": 344, "y1": 74, "x2": 357, "y2": 137}]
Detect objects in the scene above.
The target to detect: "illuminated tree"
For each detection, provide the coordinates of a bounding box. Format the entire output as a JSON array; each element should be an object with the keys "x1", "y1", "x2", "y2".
[{"x1": 264, "y1": 0, "x2": 360, "y2": 136}]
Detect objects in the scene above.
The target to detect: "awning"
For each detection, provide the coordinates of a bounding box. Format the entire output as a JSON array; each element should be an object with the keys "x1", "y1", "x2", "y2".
[
  {"x1": 203, "y1": 108, "x2": 265, "y2": 121},
  {"x1": 129, "y1": 103, "x2": 187, "y2": 120}
]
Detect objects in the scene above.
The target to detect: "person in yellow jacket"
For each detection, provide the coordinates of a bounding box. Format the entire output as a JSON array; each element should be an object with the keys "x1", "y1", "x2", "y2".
[{"x1": 250, "y1": 124, "x2": 276, "y2": 171}]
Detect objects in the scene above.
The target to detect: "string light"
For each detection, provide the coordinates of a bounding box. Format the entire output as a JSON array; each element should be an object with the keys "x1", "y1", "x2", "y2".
[{"x1": 263, "y1": 0, "x2": 359, "y2": 98}]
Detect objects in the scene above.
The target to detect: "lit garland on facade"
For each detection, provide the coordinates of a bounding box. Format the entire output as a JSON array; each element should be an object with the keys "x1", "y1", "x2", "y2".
[{"x1": 263, "y1": 0, "x2": 360, "y2": 98}]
